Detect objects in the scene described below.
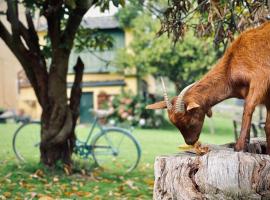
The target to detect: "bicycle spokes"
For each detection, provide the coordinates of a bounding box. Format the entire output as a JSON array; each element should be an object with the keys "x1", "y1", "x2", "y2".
[{"x1": 92, "y1": 129, "x2": 141, "y2": 173}]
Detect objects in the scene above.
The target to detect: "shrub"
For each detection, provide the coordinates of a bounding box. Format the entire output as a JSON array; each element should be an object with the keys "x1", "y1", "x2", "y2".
[
  {"x1": 0, "y1": 108, "x2": 4, "y2": 115},
  {"x1": 105, "y1": 92, "x2": 164, "y2": 128}
]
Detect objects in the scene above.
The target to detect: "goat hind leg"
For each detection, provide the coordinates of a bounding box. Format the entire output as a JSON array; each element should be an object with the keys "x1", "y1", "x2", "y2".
[
  {"x1": 235, "y1": 87, "x2": 261, "y2": 152},
  {"x1": 264, "y1": 107, "x2": 270, "y2": 154}
]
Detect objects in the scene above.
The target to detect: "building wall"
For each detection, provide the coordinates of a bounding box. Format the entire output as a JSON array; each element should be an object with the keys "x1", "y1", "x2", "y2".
[
  {"x1": 0, "y1": 4, "x2": 25, "y2": 110},
  {"x1": 19, "y1": 75, "x2": 139, "y2": 119}
]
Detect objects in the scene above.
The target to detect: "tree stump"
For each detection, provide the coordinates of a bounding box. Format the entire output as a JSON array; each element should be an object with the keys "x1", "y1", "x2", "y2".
[{"x1": 153, "y1": 138, "x2": 270, "y2": 200}]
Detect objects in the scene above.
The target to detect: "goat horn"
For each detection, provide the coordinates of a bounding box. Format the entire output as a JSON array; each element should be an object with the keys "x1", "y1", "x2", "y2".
[
  {"x1": 160, "y1": 77, "x2": 172, "y2": 110},
  {"x1": 175, "y1": 83, "x2": 196, "y2": 113}
]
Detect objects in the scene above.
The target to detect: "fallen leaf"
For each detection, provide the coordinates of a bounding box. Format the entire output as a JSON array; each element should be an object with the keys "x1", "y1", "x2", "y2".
[
  {"x1": 60, "y1": 184, "x2": 67, "y2": 191},
  {"x1": 53, "y1": 176, "x2": 59, "y2": 183},
  {"x1": 35, "y1": 169, "x2": 44, "y2": 178},
  {"x1": 4, "y1": 173, "x2": 12, "y2": 179},
  {"x1": 108, "y1": 191, "x2": 113, "y2": 196},
  {"x1": 3, "y1": 192, "x2": 11, "y2": 198},
  {"x1": 125, "y1": 180, "x2": 138, "y2": 190},
  {"x1": 38, "y1": 195, "x2": 53, "y2": 200},
  {"x1": 5, "y1": 179, "x2": 11, "y2": 183},
  {"x1": 64, "y1": 164, "x2": 72, "y2": 175},
  {"x1": 118, "y1": 185, "x2": 124, "y2": 192},
  {"x1": 71, "y1": 186, "x2": 78, "y2": 191},
  {"x1": 114, "y1": 192, "x2": 121, "y2": 197},
  {"x1": 94, "y1": 196, "x2": 101, "y2": 200},
  {"x1": 19, "y1": 180, "x2": 27, "y2": 187},
  {"x1": 84, "y1": 192, "x2": 92, "y2": 197},
  {"x1": 144, "y1": 178, "x2": 154, "y2": 187},
  {"x1": 30, "y1": 192, "x2": 38, "y2": 199},
  {"x1": 81, "y1": 169, "x2": 86, "y2": 175}
]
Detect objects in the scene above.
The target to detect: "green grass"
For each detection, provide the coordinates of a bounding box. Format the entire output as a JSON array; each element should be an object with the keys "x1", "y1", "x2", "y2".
[{"x1": 0, "y1": 115, "x2": 235, "y2": 199}]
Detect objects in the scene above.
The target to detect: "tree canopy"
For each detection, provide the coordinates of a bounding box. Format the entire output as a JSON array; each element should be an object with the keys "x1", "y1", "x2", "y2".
[
  {"x1": 115, "y1": 2, "x2": 215, "y2": 93},
  {"x1": 159, "y1": 0, "x2": 270, "y2": 47}
]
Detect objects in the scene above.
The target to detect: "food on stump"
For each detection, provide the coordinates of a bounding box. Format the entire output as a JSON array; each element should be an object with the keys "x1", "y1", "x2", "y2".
[{"x1": 178, "y1": 141, "x2": 210, "y2": 155}]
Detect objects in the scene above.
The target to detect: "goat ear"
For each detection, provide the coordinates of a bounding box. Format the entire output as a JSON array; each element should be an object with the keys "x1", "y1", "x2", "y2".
[
  {"x1": 146, "y1": 101, "x2": 167, "y2": 109},
  {"x1": 186, "y1": 102, "x2": 200, "y2": 111},
  {"x1": 206, "y1": 108, "x2": 212, "y2": 118}
]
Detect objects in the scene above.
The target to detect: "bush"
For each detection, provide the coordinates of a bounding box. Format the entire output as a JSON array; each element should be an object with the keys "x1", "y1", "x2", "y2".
[
  {"x1": 0, "y1": 108, "x2": 5, "y2": 115},
  {"x1": 105, "y1": 92, "x2": 164, "y2": 128}
]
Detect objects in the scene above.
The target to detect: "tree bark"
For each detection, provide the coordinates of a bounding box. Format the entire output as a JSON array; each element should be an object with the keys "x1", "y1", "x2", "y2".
[
  {"x1": 40, "y1": 57, "x2": 84, "y2": 167},
  {"x1": 153, "y1": 138, "x2": 270, "y2": 200}
]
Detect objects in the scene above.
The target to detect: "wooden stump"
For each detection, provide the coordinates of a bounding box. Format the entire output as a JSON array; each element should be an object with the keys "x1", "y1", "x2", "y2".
[{"x1": 153, "y1": 138, "x2": 270, "y2": 200}]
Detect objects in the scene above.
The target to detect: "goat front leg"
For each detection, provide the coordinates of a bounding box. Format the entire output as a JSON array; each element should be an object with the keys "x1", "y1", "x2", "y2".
[
  {"x1": 235, "y1": 87, "x2": 261, "y2": 152},
  {"x1": 264, "y1": 107, "x2": 270, "y2": 154}
]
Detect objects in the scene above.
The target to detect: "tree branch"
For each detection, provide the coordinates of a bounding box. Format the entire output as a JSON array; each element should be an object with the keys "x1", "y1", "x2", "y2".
[
  {"x1": 6, "y1": 0, "x2": 20, "y2": 42},
  {"x1": 44, "y1": 1, "x2": 62, "y2": 50},
  {"x1": 61, "y1": 1, "x2": 96, "y2": 52},
  {"x1": 25, "y1": 9, "x2": 40, "y2": 53},
  {"x1": 69, "y1": 57, "x2": 84, "y2": 125}
]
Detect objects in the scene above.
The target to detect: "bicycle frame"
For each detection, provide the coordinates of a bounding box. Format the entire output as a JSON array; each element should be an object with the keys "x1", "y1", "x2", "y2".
[
  {"x1": 83, "y1": 117, "x2": 133, "y2": 144},
  {"x1": 83, "y1": 117, "x2": 102, "y2": 144},
  {"x1": 75, "y1": 117, "x2": 130, "y2": 158}
]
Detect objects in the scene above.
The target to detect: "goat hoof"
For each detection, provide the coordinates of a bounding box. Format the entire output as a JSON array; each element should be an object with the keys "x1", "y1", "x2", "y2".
[{"x1": 234, "y1": 143, "x2": 247, "y2": 152}]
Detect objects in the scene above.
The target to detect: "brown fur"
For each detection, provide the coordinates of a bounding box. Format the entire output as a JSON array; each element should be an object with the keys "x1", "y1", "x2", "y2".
[{"x1": 147, "y1": 22, "x2": 270, "y2": 153}]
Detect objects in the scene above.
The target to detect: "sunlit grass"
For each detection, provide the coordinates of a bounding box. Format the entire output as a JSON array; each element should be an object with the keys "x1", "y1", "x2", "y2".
[{"x1": 0, "y1": 114, "x2": 235, "y2": 199}]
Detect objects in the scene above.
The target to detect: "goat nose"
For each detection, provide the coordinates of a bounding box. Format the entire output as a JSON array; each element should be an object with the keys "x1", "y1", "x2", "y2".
[{"x1": 185, "y1": 138, "x2": 197, "y2": 145}]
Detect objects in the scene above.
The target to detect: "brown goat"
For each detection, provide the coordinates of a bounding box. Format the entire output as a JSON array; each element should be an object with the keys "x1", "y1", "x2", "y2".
[{"x1": 147, "y1": 22, "x2": 270, "y2": 154}]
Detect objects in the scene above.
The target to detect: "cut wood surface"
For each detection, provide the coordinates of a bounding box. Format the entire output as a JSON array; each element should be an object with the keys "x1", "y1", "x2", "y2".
[{"x1": 153, "y1": 138, "x2": 270, "y2": 200}]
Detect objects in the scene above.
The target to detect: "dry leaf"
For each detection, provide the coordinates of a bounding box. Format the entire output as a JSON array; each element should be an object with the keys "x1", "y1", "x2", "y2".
[
  {"x1": 94, "y1": 195, "x2": 101, "y2": 200},
  {"x1": 35, "y1": 169, "x2": 44, "y2": 178},
  {"x1": 71, "y1": 186, "x2": 78, "y2": 191},
  {"x1": 38, "y1": 195, "x2": 53, "y2": 200},
  {"x1": 80, "y1": 169, "x2": 86, "y2": 175},
  {"x1": 84, "y1": 192, "x2": 92, "y2": 197},
  {"x1": 30, "y1": 192, "x2": 38, "y2": 198},
  {"x1": 144, "y1": 178, "x2": 154, "y2": 187},
  {"x1": 194, "y1": 141, "x2": 210, "y2": 155},
  {"x1": 3, "y1": 192, "x2": 11, "y2": 198},
  {"x1": 63, "y1": 164, "x2": 72, "y2": 175},
  {"x1": 53, "y1": 176, "x2": 59, "y2": 183},
  {"x1": 4, "y1": 173, "x2": 12, "y2": 179},
  {"x1": 118, "y1": 185, "x2": 124, "y2": 192},
  {"x1": 125, "y1": 180, "x2": 138, "y2": 190}
]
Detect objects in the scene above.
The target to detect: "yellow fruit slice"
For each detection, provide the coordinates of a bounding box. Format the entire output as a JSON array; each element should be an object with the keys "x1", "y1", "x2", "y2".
[{"x1": 178, "y1": 144, "x2": 194, "y2": 150}]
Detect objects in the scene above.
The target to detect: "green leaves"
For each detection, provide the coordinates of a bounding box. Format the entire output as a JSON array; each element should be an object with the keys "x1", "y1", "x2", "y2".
[
  {"x1": 96, "y1": 0, "x2": 126, "y2": 12},
  {"x1": 159, "y1": 0, "x2": 269, "y2": 47},
  {"x1": 65, "y1": 0, "x2": 76, "y2": 9},
  {"x1": 74, "y1": 27, "x2": 114, "y2": 53},
  {"x1": 115, "y1": 3, "x2": 216, "y2": 93},
  {"x1": 112, "y1": 0, "x2": 125, "y2": 7}
]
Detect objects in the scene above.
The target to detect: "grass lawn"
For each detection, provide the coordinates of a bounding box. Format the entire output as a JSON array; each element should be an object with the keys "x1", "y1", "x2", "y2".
[{"x1": 0, "y1": 115, "x2": 235, "y2": 199}]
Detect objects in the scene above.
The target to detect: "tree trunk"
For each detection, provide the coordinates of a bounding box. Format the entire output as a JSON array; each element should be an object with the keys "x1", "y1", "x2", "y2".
[
  {"x1": 40, "y1": 57, "x2": 84, "y2": 167},
  {"x1": 153, "y1": 138, "x2": 270, "y2": 200},
  {"x1": 0, "y1": 1, "x2": 91, "y2": 168}
]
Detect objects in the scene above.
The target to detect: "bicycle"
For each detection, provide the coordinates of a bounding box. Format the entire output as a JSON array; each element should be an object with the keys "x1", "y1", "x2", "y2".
[{"x1": 12, "y1": 111, "x2": 141, "y2": 173}]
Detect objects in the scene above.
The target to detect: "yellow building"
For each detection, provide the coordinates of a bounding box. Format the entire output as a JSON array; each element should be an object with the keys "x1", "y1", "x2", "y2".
[
  {"x1": 0, "y1": 3, "x2": 25, "y2": 111},
  {"x1": 18, "y1": 16, "x2": 156, "y2": 122}
]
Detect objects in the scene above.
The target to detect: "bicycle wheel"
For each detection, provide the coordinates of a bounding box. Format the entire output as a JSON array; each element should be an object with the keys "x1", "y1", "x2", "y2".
[
  {"x1": 91, "y1": 128, "x2": 141, "y2": 173},
  {"x1": 13, "y1": 122, "x2": 41, "y2": 163}
]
